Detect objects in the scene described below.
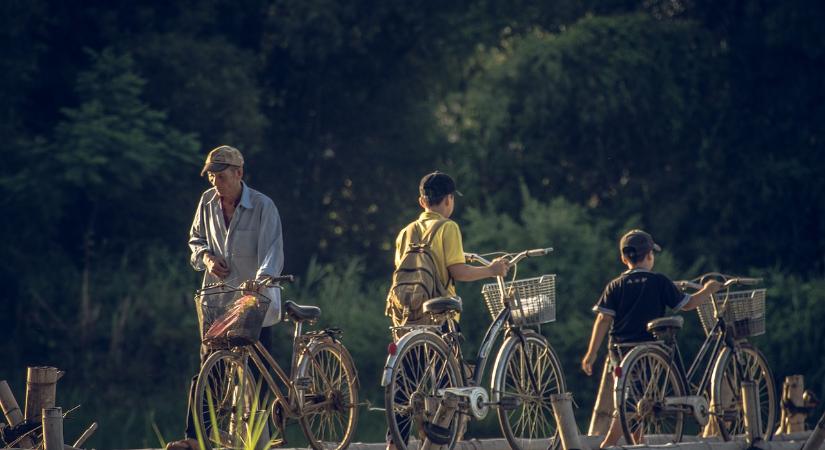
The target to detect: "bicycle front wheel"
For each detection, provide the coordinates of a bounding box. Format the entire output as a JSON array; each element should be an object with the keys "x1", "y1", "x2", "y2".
[
  {"x1": 710, "y1": 343, "x2": 776, "y2": 441},
  {"x1": 194, "y1": 350, "x2": 260, "y2": 450},
  {"x1": 616, "y1": 346, "x2": 685, "y2": 445},
  {"x1": 384, "y1": 331, "x2": 463, "y2": 450},
  {"x1": 297, "y1": 339, "x2": 360, "y2": 450},
  {"x1": 492, "y1": 330, "x2": 566, "y2": 450}
]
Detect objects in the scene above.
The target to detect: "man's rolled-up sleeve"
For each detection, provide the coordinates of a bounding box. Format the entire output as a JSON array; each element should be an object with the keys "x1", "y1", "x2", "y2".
[
  {"x1": 189, "y1": 196, "x2": 211, "y2": 271},
  {"x1": 256, "y1": 200, "x2": 284, "y2": 279}
]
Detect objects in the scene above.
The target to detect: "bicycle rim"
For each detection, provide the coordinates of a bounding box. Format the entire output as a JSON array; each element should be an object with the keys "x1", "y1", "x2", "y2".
[
  {"x1": 297, "y1": 341, "x2": 360, "y2": 450},
  {"x1": 384, "y1": 332, "x2": 462, "y2": 450},
  {"x1": 493, "y1": 331, "x2": 565, "y2": 450},
  {"x1": 711, "y1": 343, "x2": 776, "y2": 440},
  {"x1": 617, "y1": 347, "x2": 685, "y2": 444},
  {"x1": 194, "y1": 350, "x2": 260, "y2": 450}
]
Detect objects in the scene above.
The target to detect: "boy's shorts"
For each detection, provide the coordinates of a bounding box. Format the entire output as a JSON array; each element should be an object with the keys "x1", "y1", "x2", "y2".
[{"x1": 607, "y1": 340, "x2": 640, "y2": 418}]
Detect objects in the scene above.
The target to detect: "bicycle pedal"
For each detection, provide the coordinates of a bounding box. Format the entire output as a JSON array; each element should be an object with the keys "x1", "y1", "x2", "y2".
[
  {"x1": 498, "y1": 396, "x2": 522, "y2": 411},
  {"x1": 294, "y1": 377, "x2": 312, "y2": 389}
]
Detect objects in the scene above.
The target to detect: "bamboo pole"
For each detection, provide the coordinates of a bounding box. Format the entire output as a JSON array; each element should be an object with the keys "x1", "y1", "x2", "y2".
[
  {"x1": 24, "y1": 367, "x2": 64, "y2": 423},
  {"x1": 588, "y1": 360, "x2": 612, "y2": 436},
  {"x1": 42, "y1": 407, "x2": 64, "y2": 450},
  {"x1": 72, "y1": 422, "x2": 98, "y2": 448},
  {"x1": 0, "y1": 380, "x2": 36, "y2": 448},
  {"x1": 551, "y1": 393, "x2": 583, "y2": 450},
  {"x1": 0, "y1": 381, "x2": 24, "y2": 426}
]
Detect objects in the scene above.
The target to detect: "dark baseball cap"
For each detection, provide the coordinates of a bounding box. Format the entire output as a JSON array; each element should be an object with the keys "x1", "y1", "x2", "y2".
[
  {"x1": 419, "y1": 171, "x2": 463, "y2": 199},
  {"x1": 620, "y1": 229, "x2": 662, "y2": 256}
]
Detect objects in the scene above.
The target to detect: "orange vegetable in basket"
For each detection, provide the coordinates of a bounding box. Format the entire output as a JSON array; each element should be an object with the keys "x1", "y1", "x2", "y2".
[{"x1": 204, "y1": 295, "x2": 260, "y2": 342}]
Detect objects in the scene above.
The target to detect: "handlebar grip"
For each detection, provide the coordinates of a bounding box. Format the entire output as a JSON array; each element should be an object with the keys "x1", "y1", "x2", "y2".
[
  {"x1": 526, "y1": 247, "x2": 553, "y2": 257},
  {"x1": 267, "y1": 275, "x2": 295, "y2": 284},
  {"x1": 729, "y1": 277, "x2": 762, "y2": 286}
]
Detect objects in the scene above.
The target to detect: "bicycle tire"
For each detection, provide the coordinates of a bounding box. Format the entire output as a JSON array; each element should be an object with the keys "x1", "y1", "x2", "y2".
[
  {"x1": 297, "y1": 339, "x2": 360, "y2": 450},
  {"x1": 710, "y1": 342, "x2": 776, "y2": 441},
  {"x1": 194, "y1": 350, "x2": 260, "y2": 450},
  {"x1": 616, "y1": 345, "x2": 686, "y2": 445},
  {"x1": 384, "y1": 331, "x2": 463, "y2": 450},
  {"x1": 491, "y1": 330, "x2": 566, "y2": 450}
]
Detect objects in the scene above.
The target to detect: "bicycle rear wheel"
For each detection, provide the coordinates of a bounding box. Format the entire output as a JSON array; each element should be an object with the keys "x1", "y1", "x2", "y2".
[
  {"x1": 492, "y1": 330, "x2": 566, "y2": 450},
  {"x1": 384, "y1": 331, "x2": 463, "y2": 450},
  {"x1": 616, "y1": 346, "x2": 685, "y2": 445},
  {"x1": 297, "y1": 340, "x2": 360, "y2": 450},
  {"x1": 711, "y1": 343, "x2": 776, "y2": 441},
  {"x1": 194, "y1": 350, "x2": 261, "y2": 450}
]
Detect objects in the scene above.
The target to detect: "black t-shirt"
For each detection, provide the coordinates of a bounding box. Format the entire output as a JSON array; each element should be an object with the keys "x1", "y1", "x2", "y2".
[{"x1": 592, "y1": 269, "x2": 689, "y2": 343}]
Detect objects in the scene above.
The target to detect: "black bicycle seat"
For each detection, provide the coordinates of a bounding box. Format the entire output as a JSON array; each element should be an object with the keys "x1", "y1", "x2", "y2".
[
  {"x1": 284, "y1": 300, "x2": 321, "y2": 322},
  {"x1": 647, "y1": 315, "x2": 684, "y2": 332},
  {"x1": 423, "y1": 296, "x2": 462, "y2": 314}
]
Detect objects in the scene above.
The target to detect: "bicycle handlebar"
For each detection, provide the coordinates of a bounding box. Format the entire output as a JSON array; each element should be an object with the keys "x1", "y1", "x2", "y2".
[
  {"x1": 674, "y1": 273, "x2": 763, "y2": 291},
  {"x1": 198, "y1": 274, "x2": 296, "y2": 293},
  {"x1": 465, "y1": 247, "x2": 553, "y2": 266}
]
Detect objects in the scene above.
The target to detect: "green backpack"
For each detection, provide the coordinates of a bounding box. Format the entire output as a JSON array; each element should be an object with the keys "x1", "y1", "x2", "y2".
[{"x1": 386, "y1": 219, "x2": 450, "y2": 326}]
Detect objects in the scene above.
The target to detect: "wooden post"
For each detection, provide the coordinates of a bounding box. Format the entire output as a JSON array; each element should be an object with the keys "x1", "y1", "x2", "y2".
[
  {"x1": 778, "y1": 375, "x2": 806, "y2": 435},
  {"x1": 25, "y1": 367, "x2": 64, "y2": 423},
  {"x1": 551, "y1": 393, "x2": 582, "y2": 450},
  {"x1": 42, "y1": 407, "x2": 64, "y2": 450},
  {"x1": 588, "y1": 360, "x2": 612, "y2": 436},
  {"x1": 72, "y1": 422, "x2": 98, "y2": 448},
  {"x1": 741, "y1": 381, "x2": 762, "y2": 445},
  {"x1": 0, "y1": 380, "x2": 36, "y2": 448},
  {"x1": 802, "y1": 410, "x2": 825, "y2": 450}
]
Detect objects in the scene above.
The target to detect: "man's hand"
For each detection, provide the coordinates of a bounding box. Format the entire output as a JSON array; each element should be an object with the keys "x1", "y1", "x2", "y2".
[
  {"x1": 703, "y1": 279, "x2": 723, "y2": 294},
  {"x1": 488, "y1": 257, "x2": 510, "y2": 278},
  {"x1": 581, "y1": 351, "x2": 597, "y2": 376},
  {"x1": 203, "y1": 253, "x2": 230, "y2": 278}
]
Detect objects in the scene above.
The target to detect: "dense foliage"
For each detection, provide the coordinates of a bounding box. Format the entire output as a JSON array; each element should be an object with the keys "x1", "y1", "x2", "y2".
[{"x1": 1, "y1": 0, "x2": 823, "y2": 447}]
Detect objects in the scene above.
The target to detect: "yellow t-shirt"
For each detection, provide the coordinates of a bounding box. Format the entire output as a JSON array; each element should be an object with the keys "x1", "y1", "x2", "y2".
[{"x1": 394, "y1": 211, "x2": 465, "y2": 297}]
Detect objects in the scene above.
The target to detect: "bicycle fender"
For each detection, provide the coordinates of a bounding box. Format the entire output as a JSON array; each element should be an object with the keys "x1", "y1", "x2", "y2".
[
  {"x1": 611, "y1": 343, "x2": 663, "y2": 408},
  {"x1": 381, "y1": 328, "x2": 441, "y2": 387}
]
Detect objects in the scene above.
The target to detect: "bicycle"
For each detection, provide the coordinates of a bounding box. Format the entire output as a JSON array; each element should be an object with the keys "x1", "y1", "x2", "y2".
[
  {"x1": 382, "y1": 247, "x2": 565, "y2": 450},
  {"x1": 612, "y1": 273, "x2": 775, "y2": 444},
  {"x1": 194, "y1": 275, "x2": 360, "y2": 450}
]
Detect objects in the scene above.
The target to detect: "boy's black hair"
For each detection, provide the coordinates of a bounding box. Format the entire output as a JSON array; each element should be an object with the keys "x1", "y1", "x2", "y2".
[
  {"x1": 423, "y1": 193, "x2": 448, "y2": 207},
  {"x1": 622, "y1": 248, "x2": 650, "y2": 264}
]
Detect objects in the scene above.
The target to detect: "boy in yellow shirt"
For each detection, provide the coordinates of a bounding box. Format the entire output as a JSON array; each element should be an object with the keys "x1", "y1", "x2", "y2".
[{"x1": 386, "y1": 171, "x2": 509, "y2": 449}]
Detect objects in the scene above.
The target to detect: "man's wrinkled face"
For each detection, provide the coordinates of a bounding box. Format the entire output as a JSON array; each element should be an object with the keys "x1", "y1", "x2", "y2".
[{"x1": 207, "y1": 166, "x2": 243, "y2": 197}]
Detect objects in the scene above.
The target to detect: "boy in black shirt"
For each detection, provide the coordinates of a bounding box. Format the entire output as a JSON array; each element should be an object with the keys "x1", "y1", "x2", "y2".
[{"x1": 581, "y1": 229, "x2": 721, "y2": 448}]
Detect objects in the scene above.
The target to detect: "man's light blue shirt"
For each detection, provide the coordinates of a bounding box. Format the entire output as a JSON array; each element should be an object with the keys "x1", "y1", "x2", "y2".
[{"x1": 189, "y1": 182, "x2": 284, "y2": 326}]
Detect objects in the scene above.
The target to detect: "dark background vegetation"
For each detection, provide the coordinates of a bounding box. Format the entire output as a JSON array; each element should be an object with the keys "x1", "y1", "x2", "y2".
[{"x1": 1, "y1": 0, "x2": 824, "y2": 448}]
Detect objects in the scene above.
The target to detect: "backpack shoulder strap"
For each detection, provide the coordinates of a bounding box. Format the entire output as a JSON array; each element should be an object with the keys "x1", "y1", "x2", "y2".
[{"x1": 419, "y1": 218, "x2": 449, "y2": 247}]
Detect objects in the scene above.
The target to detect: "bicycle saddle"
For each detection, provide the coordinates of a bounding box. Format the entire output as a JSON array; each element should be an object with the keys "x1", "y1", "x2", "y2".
[
  {"x1": 423, "y1": 296, "x2": 462, "y2": 314},
  {"x1": 283, "y1": 300, "x2": 321, "y2": 322},
  {"x1": 647, "y1": 315, "x2": 684, "y2": 332}
]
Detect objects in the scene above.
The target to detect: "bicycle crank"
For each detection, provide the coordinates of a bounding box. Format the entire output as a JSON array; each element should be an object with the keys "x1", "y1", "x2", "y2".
[
  {"x1": 438, "y1": 387, "x2": 490, "y2": 419},
  {"x1": 664, "y1": 395, "x2": 710, "y2": 425}
]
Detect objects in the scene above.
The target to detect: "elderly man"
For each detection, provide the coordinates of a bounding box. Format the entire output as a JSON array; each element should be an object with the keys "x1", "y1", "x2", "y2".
[{"x1": 167, "y1": 145, "x2": 284, "y2": 450}]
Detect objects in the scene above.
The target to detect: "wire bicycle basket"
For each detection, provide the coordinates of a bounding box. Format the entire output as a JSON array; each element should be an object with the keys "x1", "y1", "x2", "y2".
[
  {"x1": 196, "y1": 287, "x2": 272, "y2": 348},
  {"x1": 482, "y1": 274, "x2": 556, "y2": 326},
  {"x1": 696, "y1": 288, "x2": 766, "y2": 338}
]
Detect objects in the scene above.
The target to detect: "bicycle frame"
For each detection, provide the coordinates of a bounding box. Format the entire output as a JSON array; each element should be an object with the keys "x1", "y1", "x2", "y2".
[
  {"x1": 217, "y1": 314, "x2": 332, "y2": 421},
  {"x1": 641, "y1": 297, "x2": 747, "y2": 410}
]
